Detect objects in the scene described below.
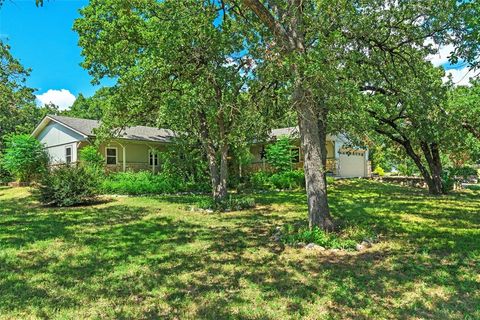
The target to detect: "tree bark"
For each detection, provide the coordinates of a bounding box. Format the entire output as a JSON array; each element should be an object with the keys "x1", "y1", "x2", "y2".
[
  {"x1": 198, "y1": 110, "x2": 228, "y2": 202},
  {"x1": 420, "y1": 141, "x2": 444, "y2": 195},
  {"x1": 317, "y1": 106, "x2": 328, "y2": 184},
  {"x1": 295, "y1": 85, "x2": 335, "y2": 231},
  {"x1": 242, "y1": 0, "x2": 334, "y2": 230},
  {"x1": 402, "y1": 139, "x2": 443, "y2": 195}
]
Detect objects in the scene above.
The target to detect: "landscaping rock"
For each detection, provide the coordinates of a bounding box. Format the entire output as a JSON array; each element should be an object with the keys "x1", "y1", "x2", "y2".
[
  {"x1": 305, "y1": 243, "x2": 325, "y2": 251},
  {"x1": 356, "y1": 243, "x2": 365, "y2": 251},
  {"x1": 361, "y1": 240, "x2": 372, "y2": 248}
]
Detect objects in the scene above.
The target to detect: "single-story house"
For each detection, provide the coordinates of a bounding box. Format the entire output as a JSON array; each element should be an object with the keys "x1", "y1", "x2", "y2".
[
  {"x1": 32, "y1": 115, "x2": 175, "y2": 173},
  {"x1": 32, "y1": 115, "x2": 371, "y2": 178}
]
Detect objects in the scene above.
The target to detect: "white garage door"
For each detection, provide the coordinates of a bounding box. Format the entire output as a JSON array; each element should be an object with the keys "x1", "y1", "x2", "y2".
[{"x1": 339, "y1": 152, "x2": 366, "y2": 178}]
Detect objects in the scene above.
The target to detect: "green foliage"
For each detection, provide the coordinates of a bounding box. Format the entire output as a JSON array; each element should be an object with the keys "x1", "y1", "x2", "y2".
[
  {"x1": 0, "y1": 165, "x2": 12, "y2": 184},
  {"x1": 101, "y1": 171, "x2": 207, "y2": 195},
  {"x1": 74, "y1": 0, "x2": 262, "y2": 201},
  {"x1": 79, "y1": 145, "x2": 105, "y2": 169},
  {"x1": 1, "y1": 134, "x2": 48, "y2": 182},
  {"x1": 157, "y1": 146, "x2": 210, "y2": 191},
  {"x1": 441, "y1": 166, "x2": 479, "y2": 193},
  {"x1": 280, "y1": 224, "x2": 374, "y2": 250},
  {"x1": 447, "y1": 166, "x2": 478, "y2": 178},
  {"x1": 265, "y1": 137, "x2": 296, "y2": 172},
  {"x1": 248, "y1": 170, "x2": 305, "y2": 190},
  {"x1": 196, "y1": 195, "x2": 255, "y2": 212},
  {"x1": 396, "y1": 163, "x2": 419, "y2": 177},
  {"x1": 269, "y1": 170, "x2": 305, "y2": 190},
  {"x1": 373, "y1": 166, "x2": 385, "y2": 176},
  {"x1": 63, "y1": 89, "x2": 113, "y2": 120},
  {"x1": 35, "y1": 165, "x2": 101, "y2": 207},
  {"x1": 0, "y1": 42, "x2": 58, "y2": 151}
]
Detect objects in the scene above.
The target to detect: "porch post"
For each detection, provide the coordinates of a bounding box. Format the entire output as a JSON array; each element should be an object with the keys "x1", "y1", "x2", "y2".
[
  {"x1": 150, "y1": 147, "x2": 155, "y2": 174},
  {"x1": 122, "y1": 145, "x2": 126, "y2": 172}
]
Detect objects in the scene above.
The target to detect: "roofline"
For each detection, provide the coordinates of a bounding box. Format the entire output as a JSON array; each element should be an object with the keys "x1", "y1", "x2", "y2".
[
  {"x1": 104, "y1": 137, "x2": 174, "y2": 144},
  {"x1": 31, "y1": 115, "x2": 89, "y2": 139}
]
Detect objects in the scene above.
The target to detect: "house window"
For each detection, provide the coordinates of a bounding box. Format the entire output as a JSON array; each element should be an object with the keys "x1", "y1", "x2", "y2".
[
  {"x1": 260, "y1": 146, "x2": 266, "y2": 160},
  {"x1": 106, "y1": 148, "x2": 117, "y2": 165},
  {"x1": 65, "y1": 146, "x2": 72, "y2": 164},
  {"x1": 149, "y1": 150, "x2": 158, "y2": 166},
  {"x1": 291, "y1": 147, "x2": 300, "y2": 163}
]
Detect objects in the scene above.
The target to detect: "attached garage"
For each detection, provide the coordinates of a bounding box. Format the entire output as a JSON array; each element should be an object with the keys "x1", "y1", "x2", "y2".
[{"x1": 338, "y1": 149, "x2": 368, "y2": 178}]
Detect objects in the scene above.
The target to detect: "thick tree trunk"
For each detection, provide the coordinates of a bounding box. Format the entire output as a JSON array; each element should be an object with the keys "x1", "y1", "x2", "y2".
[
  {"x1": 403, "y1": 140, "x2": 443, "y2": 195},
  {"x1": 295, "y1": 86, "x2": 335, "y2": 231},
  {"x1": 242, "y1": 0, "x2": 334, "y2": 229},
  {"x1": 420, "y1": 142, "x2": 444, "y2": 195},
  {"x1": 317, "y1": 106, "x2": 328, "y2": 186},
  {"x1": 198, "y1": 110, "x2": 228, "y2": 202}
]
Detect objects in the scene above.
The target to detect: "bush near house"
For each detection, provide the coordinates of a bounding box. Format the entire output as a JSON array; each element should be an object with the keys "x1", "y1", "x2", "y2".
[
  {"x1": 35, "y1": 165, "x2": 101, "y2": 207},
  {"x1": 79, "y1": 145, "x2": 105, "y2": 170},
  {"x1": 265, "y1": 136, "x2": 297, "y2": 172},
  {"x1": 248, "y1": 169, "x2": 306, "y2": 190},
  {"x1": 1, "y1": 134, "x2": 48, "y2": 182},
  {"x1": 101, "y1": 171, "x2": 209, "y2": 195}
]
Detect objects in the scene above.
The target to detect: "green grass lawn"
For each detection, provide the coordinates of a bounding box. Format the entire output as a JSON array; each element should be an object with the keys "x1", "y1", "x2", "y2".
[{"x1": 0, "y1": 180, "x2": 479, "y2": 319}]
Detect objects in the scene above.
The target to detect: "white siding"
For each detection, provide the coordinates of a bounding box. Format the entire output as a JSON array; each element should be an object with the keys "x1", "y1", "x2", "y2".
[
  {"x1": 37, "y1": 122, "x2": 85, "y2": 164},
  {"x1": 45, "y1": 143, "x2": 78, "y2": 164}
]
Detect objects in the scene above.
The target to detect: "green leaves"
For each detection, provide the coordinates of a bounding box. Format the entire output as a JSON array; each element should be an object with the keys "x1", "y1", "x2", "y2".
[{"x1": 1, "y1": 134, "x2": 48, "y2": 182}]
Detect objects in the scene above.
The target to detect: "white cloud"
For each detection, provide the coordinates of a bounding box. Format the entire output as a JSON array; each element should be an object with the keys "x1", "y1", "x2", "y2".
[
  {"x1": 36, "y1": 89, "x2": 76, "y2": 110},
  {"x1": 426, "y1": 43, "x2": 455, "y2": 67},
  {"x1": 443, "y1": 67, "x2": 476, "y2": 86}
]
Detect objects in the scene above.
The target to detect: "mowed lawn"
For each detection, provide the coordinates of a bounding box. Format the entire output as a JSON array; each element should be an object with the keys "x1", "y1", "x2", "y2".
[{"x1": 0, "y1": 180, "x2": 479, "y2": 320}]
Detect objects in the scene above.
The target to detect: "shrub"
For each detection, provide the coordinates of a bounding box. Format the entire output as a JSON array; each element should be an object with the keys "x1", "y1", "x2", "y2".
[
  {"x1": 196, "y1": 195, "x2": 255, "y2": 212},
  {"x1": 1, "y1": 134, "x2": 48, "y2": 182},
  {"x1": 249, "y1": 171, "x2": 272, "y2": 189},
  {"x1": 35, "y1": 165, "x2": 101, "y2": 206},
  {"x1": 158, "y1": 145, "x2": 210, "y2": 191},
  {"x1": 447, "y1": 166, "x2": 478, "y2": 178},
  {"x1": 0, "y1": 165, "x2": 12, "y2": 184},
  {"x1": 442, "y1": 167, "x2": 479, "y2": 193},
  {"x1": 101, "y1": 171, "x2": 199, "y2": 195},
  {"x1": 266, "y1": 137, "x2": 296, "y2": 172},
  {"x1": 79, "y1": 145, "x2": 105, "y2": 169},
  {"x1": 373, "y1": 166, "x2": 385, "y2": 176},
  {"x1": 269, "y1": 170, "x2": 305, "y2": 189},
  {"x1": 248, "y1": 170, "x2": 305, "y2": 190}
]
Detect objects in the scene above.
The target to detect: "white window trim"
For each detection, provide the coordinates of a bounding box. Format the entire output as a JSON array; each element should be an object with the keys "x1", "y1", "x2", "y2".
[
  {"x1": 65, "y1": 145, "x2": 73, "y2": 164},
  {"x1": 105, "y1": 146, "x2": 118, "y2": 165}
]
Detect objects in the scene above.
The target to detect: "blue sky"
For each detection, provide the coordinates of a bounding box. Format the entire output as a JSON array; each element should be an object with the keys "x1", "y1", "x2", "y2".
[{"x1": 0, "y1": 0, "x2": 112, "y2": 109}]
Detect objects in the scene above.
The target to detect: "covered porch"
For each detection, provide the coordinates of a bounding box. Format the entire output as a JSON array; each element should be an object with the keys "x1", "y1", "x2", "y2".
[{"x1": 92, "y1": 139, "x2": 168, "y2": 173}]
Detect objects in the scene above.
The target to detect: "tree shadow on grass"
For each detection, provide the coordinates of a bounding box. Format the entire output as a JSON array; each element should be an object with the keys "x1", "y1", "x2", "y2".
[{"x1": 0, "y1": 183, "x2": 479, "y2": 319}]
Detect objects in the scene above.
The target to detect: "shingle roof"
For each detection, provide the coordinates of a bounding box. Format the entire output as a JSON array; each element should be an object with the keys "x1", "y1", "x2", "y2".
[
  {"x1": 270, "y1": 127, "x2": 299, "y2": 138},
  {"x1": 48, "y1": 115, "x2": 176, "y2": 143},
  {"x1": 269, "y1": 126, "x2": 347, "y2": 143}
]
